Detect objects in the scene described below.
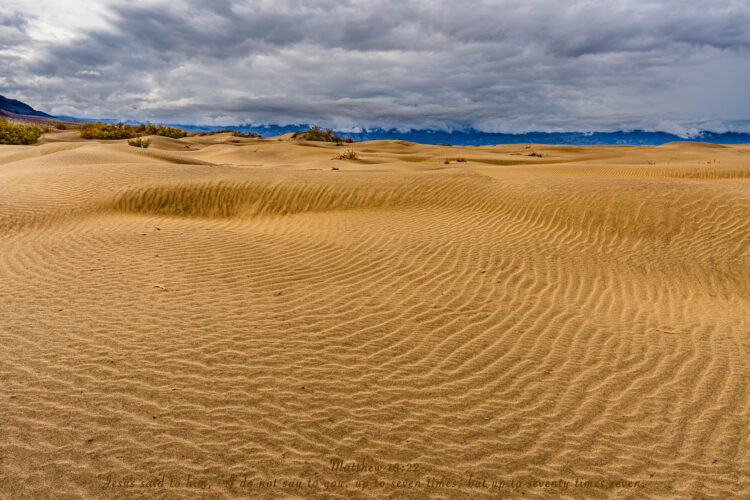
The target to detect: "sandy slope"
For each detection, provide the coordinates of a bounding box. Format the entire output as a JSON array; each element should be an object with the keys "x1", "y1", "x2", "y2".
[{"x1": 1, "y1": 132, "x2": 748, "y2": 499}]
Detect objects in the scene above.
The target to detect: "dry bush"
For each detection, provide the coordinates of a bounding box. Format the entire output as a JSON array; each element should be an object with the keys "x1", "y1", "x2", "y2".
[{"x1": 333, "y1": 148, "x2": 359, "y2": 160}]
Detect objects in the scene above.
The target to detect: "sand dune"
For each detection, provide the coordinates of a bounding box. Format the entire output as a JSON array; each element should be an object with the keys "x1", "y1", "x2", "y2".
[{"x1": 1, "y1": 132, "x2": 748, "y2": 499}]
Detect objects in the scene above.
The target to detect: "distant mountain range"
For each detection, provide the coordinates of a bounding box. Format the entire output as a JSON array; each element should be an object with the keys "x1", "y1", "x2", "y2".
[
  {"x1": 183, "y1": 124, "x2": 750, "y2": 146},
  {"x1": 5, "y1": 95, "x2": 750, "y2": 145},
  {"x1": 0, "y1": 94, "x2": 53, "y2": 119}
]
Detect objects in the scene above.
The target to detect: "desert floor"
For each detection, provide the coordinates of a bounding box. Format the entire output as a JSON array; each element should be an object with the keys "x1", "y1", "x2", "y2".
[{"x1": 1, "y1": 132, "x2": 748, "y2": 499}]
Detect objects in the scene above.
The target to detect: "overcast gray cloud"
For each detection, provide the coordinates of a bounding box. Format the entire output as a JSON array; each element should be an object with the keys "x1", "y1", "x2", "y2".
[{"x1": 3, "y1": 0, "x2": 750, "y2": 133}]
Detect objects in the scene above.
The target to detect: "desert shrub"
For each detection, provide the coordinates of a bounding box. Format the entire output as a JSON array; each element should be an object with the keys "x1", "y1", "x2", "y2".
[
  {"x1": 127, "y1": 137, "x2": 151, "y2": 148},
  {"x1": 80, "y1": 122, "x2": 135, "y2": 139},
  {"x1": 0, "y1": 118, "x2": 43, "y2": 145},
  {"x1": 188, "y1": 130, "x2": 260, "y2": 138},
  {"x1": 528, "y1": 152, "x2": 543, "y2": 157},
  {"x1": 232, "y1": 130, "x2": 260, "y2": 138},
  {"x1": 54, "y1": 122, "x2": 68, "y2": 130},
  {"x1": 80, "y1": 122, "x2": 187, "y2": 140},
  {"x1": 134, "y1": 123, "x2": 186, "y2": 138},
  {"x1": 333, "y1": 148, "x2": 359, "y2": 160},
  {"x1": 292, "y1": 126, "x2": 342, "y2": 142}
]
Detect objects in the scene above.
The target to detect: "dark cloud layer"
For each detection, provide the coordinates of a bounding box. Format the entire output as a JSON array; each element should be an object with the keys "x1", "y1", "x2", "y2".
[
  {"x1": 0, "y1": 12, "x2": 29, "y2": 53},
  {"x1": 3, "y1": 0, "x2": 750, "y2": 133}
]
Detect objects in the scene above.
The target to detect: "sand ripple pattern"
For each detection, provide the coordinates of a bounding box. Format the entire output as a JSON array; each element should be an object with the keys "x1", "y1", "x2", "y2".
[{"x1": 1, "y1": 139, "x2": 749, "y2": 499}]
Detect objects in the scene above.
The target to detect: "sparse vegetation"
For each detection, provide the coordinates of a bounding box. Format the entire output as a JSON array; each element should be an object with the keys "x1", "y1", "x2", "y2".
[
  {"x1": 189, "y1": 130, "x2": 261, "y2": 138},
  {"x1": 232, "y1": 130, "x2": 261, "y2": 138},
  {"x1": 333, "y1": 148, "x2": 359, "y2": 160},
  {"x1": 127, "y1": 137, "x2": 151, "y2": 148},
  {"x1": 0, "y1": 118, "x2": 42, "y2": 145},
  {"x1": 292, "y1": 126, "x2": 342, "y2": 142},
  {"x1": 528, "y1": 152, "x2": 543, "y2": 157},
  {"x1": 80, "y1": 122, "x2": 187, "y2": 140},
  {"x1": 54, "y1": 122, "x2": 68, "y2": 130},
  {"x1": 80, "y1": 122, "x2": 134, "y2": 140},
  {"x1": 135, "y1": 123, "x2": 186, "y2": 138}
]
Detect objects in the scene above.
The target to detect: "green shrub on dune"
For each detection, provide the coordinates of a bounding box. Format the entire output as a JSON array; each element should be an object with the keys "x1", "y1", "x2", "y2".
[
  {"x1": 292, "y1": 126, "x2": 343, "y2": 142},
  {"x1": 134, "y1": 123, "x2": 186, "y2": 139},
  {"x1": 80, "y1": 122, "x2": 135, "y2": 139},
  {"x1": 189, "y1": 129, "x2": 261, "y2": 138},
  {"x1": 128, "y1": 137, "x2": 151, "y2": 148},
  {"x1": 79, "y1": 122, "x2": 187, "y2": 140},
  {"x1": 231, "y1": 131, "x2": 260, "y2": 138},
  {"x1": 0, "y1": 118, "x2": 42, "y2": 145}
]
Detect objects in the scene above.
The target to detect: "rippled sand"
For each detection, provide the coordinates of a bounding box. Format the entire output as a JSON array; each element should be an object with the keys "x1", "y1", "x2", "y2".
[{"x1": 1, "y1": 132, "x2": 748, "y2": 499}]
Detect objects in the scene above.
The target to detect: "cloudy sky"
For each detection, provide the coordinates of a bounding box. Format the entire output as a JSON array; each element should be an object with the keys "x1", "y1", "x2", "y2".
[{"x1": 2, "y1": 0, "x2": 750, "y2": 133}]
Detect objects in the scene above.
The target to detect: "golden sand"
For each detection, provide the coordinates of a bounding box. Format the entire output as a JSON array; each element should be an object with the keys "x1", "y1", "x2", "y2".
[{"x1": 1, "y1": 131, "x2": 748, "y2": 498}]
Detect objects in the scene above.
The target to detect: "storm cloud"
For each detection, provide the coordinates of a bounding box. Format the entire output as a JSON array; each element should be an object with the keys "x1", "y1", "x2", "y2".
[{"x1": 3, "y1": 0, "x2": 750, "y2": 132}]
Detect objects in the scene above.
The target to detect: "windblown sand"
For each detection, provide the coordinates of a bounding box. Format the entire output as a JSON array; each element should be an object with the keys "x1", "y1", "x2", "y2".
[{"x1": 1, "y1": 132, "x2": 748, "y2": 499}]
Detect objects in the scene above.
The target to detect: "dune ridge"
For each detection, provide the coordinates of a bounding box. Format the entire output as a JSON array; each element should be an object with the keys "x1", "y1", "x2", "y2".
[{"x1": 1, "y1": 133, "x2": 748, "y2": 499}]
